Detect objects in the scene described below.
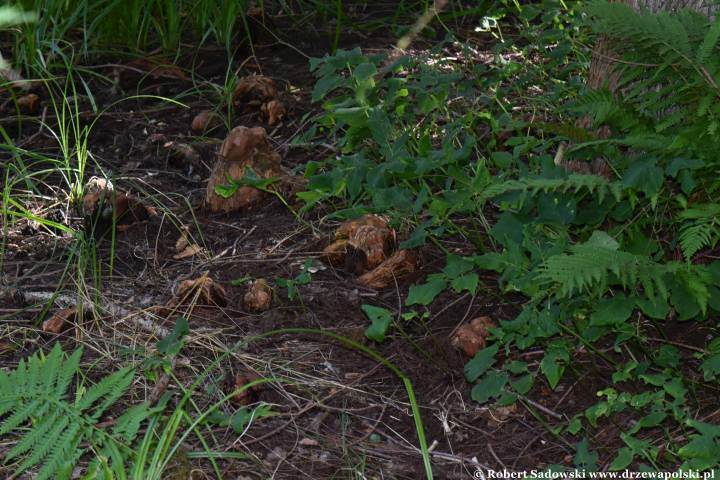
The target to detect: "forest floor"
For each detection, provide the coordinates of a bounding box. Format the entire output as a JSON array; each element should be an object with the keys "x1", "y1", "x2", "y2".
[{"x1": 3, "y1": 20, "x2": 709, "y2": 480}]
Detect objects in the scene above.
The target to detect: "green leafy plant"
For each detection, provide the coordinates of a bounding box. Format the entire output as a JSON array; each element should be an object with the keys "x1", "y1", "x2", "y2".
[
  {"x1": 0, "y1": 343, "x2": 152, "y2": 479},
  {"x1": 276, "y1": 259, "x2": 315, "y2": 300},
  {"x1": 302, "y1": 1, "x2": 720, "y2": 470}
]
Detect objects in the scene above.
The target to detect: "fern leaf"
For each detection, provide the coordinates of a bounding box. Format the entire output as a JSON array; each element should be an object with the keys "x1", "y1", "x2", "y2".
[
  {"x1": 538, "y1": 232, "x2": 668, "y2": 300},
  {"x1": 0, "y1": 398, "x2": 42, "y2": 435},
  {"x1": 25, "y1": 352, "x2": 41, "y2": 398},
  {"x1": 678, "y1": 203, "x2": 720, "y2": 220},
  {"x1": 78, "y1": 366, "x2": 134, "y2": 418},
  {"x1": 4, "y1": 410, "x2": 62, "y2": 462},
  {"x1": 40, "y1": 343, "x2": 64, "y2": 397},
  {"x1": 55, "y1": 347, "x2": 82, "y2": 398},
  {"x1": 36, "y1": 423, "x2": 83, "y2": 480},
  {"x1": 482, "y1": 174, "x2": 621, "y2": 206},
  {"x1": 90, "y1": 368, "x2": 135, "y2": 423},
  {"x1": 113, "y1": 402, "x2": 154, "y2": 443},
  {"x1": 13, "y1": 415, "x2": 70, "y2": 474},
  {"x1": 0, "y1": 344, "x2": 145, "y2": 480},
  {"x1": 697, "y1": 18, "x2": 720, "y2": 64},
  {"x1": 679, "y1": 221, "x2": 718, "y2": 260}
]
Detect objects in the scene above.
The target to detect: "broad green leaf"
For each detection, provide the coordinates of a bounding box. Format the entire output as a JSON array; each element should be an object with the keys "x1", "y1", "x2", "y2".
[
  {"x1": 609, "y1": 447, "x2": 634, "y2": 471},
  {"x1": 567, "y1": 417, "x2": 582, "y2": 435},
  {"x1": 663, "y1": 377, "x2": 686, "y2": 401},
  {"x1": 623, "y1": 159, "x2": 664, "y2": 200},
  {"x1": 655, "y1": 345, "x2": 679, "y2": 368},
  {"x1": 589, "y1": 293, "x2": 634, "y2": 326},
  {"x1": 443, "y1": 255, "x2": 475, "y2": 278},
  {"x1": 399, "y1": 225, "x2": 428, "y2": 248},
  {"x1": 451, "y1": 273, "x2": 479, "y2": 294},
  {"x1": 230, "y1": 408, "x2": 252, "y2": 433},
  {"x1": 686, "y1": 419, "x2": 720, "y2": 437},
  {"x1": 511, "y1": 374, "x2": 533, "y2": 395},
  {"x1": 312, "y1": 74, "x2": 343, "y2": 101},
  {"x1": 701, "y1": 353, "x2": 720, "y2": 381},
  {"x1": 584, "y1": 230, "x2": 619, "y2": 250},
  {"x1": 636, "y1": 411, "x2": 666, "y2": 429},
  {"x1": 464, "y1": 344, "x2": 499, "y2": 382},
  {"x1": 678, "y1": 435, "x2": 720, "y2": 462},
  {"x1": 157, "y1": 317, "x2": 189, "y2": 356},
  {"x1": 506, "y1": 361, "x2": 528, "y2": 374},
  {"x1": 470, "y1": 371, "x2": 508, "y2": 404},
  {"x1": 353, "y1": 62, "x2": 377, "y2": 81},
  {"x1": 362, "y1": 305, "x2": 393, "y2": 342},
  {"x1": 574, "y1": 438, "x2": 599, "y2": 470},
  {"x1": 490, "y1": 212, "x2": 524, "y2": 247},
  {"x1": 490, "y1": 151, "x2": 513, "y2": 168},
  {"x1": 214, "y1": 183, "x2": 238, "y2": 198},
  {"x1": 405, "y1": 279, "x2": 447, "y2": 306},
  {"x1": 635, "y1": 296, "x2": 669, "y2": 320},
  {"x1": 541, "y1": 355, "x2": 564, "y2": 389},
  {"x1": 666, "y1": 157, "x2": 704, "y2": 177},
  {"x1": 612, "y1": 361, "x2": 637, "y2": 383}
]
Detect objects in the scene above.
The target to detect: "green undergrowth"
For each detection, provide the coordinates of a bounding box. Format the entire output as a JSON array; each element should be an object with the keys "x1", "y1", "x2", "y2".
[
  {"x1": 0, "y1": 319, "x2": 432, "y2": 478},
  {"x1": 4, "y1": 0, "x2": 459, "y2": 75},
  {"x1": 301, "y1": 0, "x2": 720, "y2": 471}
]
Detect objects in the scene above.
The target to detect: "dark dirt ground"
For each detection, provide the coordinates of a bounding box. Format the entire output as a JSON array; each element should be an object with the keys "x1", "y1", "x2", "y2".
[{"x1": 3, "y1": 21, "x2": 718, "y2": 480}]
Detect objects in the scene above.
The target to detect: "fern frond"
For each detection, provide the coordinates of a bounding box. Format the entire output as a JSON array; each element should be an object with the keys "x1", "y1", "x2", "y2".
[
  {"x1": 483, "y1": 174, "x2": 621, "y2": 206},
  {"x1": 679, "y1": 222, "x2": 717, "y2": 260},
  {"x1": 0, "y1": 344, "x2": 144, "y2": 479},
  {"x1": 13, "y1": 415, "x2": 70, "y2": 475},
  {"x1": 537, "y1": 231, "x2": 668, "y2": 299},
  {"x1": 4, "y1": 410, "x2": 62, "y2": 462},
  {"x1": 697, "y1": 18, "x2": 720, "y2": 64}
]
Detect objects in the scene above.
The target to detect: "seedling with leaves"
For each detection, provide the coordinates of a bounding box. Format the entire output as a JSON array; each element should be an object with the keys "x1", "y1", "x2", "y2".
[{"x1": 276, "y1": 259, "x2": 315, "y2": 301}]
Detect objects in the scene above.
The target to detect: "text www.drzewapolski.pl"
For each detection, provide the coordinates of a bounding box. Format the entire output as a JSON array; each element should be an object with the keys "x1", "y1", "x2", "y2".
[{"x1": 473, "y1": 469, "x2": 716, "y2": 480}]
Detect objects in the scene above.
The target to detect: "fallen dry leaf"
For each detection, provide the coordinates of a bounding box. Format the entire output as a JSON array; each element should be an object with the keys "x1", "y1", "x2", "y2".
[
  {"x1": 232, "y1": 373, "x2": 260, "y2": 405},
  {"x1": 451, "y1": 316, "x2": 496, "y2": 357},
  {"x1": 16, "y1": 93, "x2": 39, "y2": 114},
  {"x1": 0, "y1": 342, "x2": 15, "y2": 355},
  {"x1": 205, "y1": 126, "x2": 282, "y2": 213},
  {"x1": 191, "y1": 109, "x2": 220, "y2": 133},
  {"x1": 233, "y1": 75, "x2": 278, "y2": 108},
  {"x1": 173, "y1": 243, "x2": 203, "y2": 260},
  {"x1": 176, "y1": 275, "x2": 227, "y2": 306},
  {"x1": 356, "y1": 249, "x2": 418, "y2": 289},
  {"x1": 243, "y1": 279, "x2": 272, "y2": 312},
  {"x1": 261, "y1": 99, "x2": 285, "y2": 125},
  {"x1": 43, "y1": 307, "x2": 76, "y2": 334}
]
